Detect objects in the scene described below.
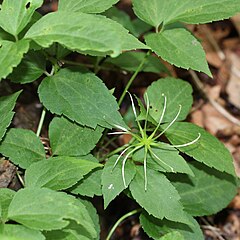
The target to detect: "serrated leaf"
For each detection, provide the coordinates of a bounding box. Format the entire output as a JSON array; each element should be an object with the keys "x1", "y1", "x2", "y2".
[
  {"x1": 133, "y1": 0, "x2": 240, "y2": 27},
  {"x1": 165, "y1": 0, "x2": 240, "y2": 25},
  {"x1": 105, "y1": 51, "x2": 168, "y2": 73},
  {"x1": 49, "y1": 117, "x2": 103, "y2": 156},
  {"x1": 169, "y1": 162, "x2": 237, "y2": 216},
  {"x1": 0, "y1": 0, "x2": 43, "y2": 36},
  {"x1": 8, "y1": 50, "x2": 46, "y2": 84},
  {"x1": 145, "y1": 29, "x2": 212, "y2": 76},
  {"x1": 0, "y1": 128, "x2": 46, "y2": 169},
  {"x1": 0, "y1": 188, "x2": 15, "y2": 223},
  {"x1": 132, "y1": 145, "x2": 194, "y2": 176},
  {"x1": 164, "y1": 122, "x2": 236, "y2": 176},
  {"x1": 25, "y1": 11, "x2": 146, "y2": 57},
  {"x1": 79, "y1": 199, "x2": 100, "y2": 240},
  {"x1": 129, "y1": 167, "x2": 190, "y2": 225},
  {"x1": 8, "y1": 187, "x2": 96, "y2": 237},
  {"x1": 58, "y1": 0, "x2": 119, "y2": 14},
  {"x1": 45, "y1": 199, "x2": 100, "y2": 240},
  {"x1": 0, "y1": 40, "x2": 29, "y2": 80},
  {"x1": 0, "y1": 224, "x2": 45, "y2": 240},
  {"x1": 70, "y1": 168, "x2": 103, "y2": 197},
  {"x1": 140, "y1": 212, "x2": 204, "y2": 240},
  {"x1": 102, "y1": 155, "x2": 136, "y2": 209},
  {"x1": 38, "y1": 68, "x2": 126, "y2": 129},
  {"x1": 25, "y1": 156, "x2": 102, "y2": 190},
  {"x1": 146, "y1": 78, "x2": 193, "y2": 123},
  {"x1": 0, "y1": 91, "x2": 21, "y2": 142},
  {"x1": 132, "y1": 0, "x2": 173, "y2": 28}
]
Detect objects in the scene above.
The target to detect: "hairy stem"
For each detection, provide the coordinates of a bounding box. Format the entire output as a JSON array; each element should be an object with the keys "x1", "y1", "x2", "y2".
[
  {"x1": 36, "y1": 107, "x2": 47, "y2": 137},
  {"x1": 106, "y1": 208, "x2": 142, "y2": 240},
  {"x1": 118, "y1": 50, "x2": 150, "y2": 106}
]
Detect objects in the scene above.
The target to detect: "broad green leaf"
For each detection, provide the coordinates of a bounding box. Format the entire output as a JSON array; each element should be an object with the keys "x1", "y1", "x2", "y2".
[
  {"x1": 49, "y1": 117, "x2": 103, "y2": 156},
  {"x1": 58, "y1": 0, "x2": 119, "y2": 14},
  {"x1": 38, "y1": 68, "x2": 126, "y2": 129},
  {"x1": 25, "y1": 11, "x2": 146, "y2": 57},
  {"x1": 0, "y1": 91, "x2": 21, "y2": 142},
  {"x1": 70, "y1": 168, "x2": 103, "y2": 197},
  {"x1": 133, "y1": 0, "x2": 240, "y2": 27},
  {"x1": 145, "y1": 29, "x2": 212, "y2": 76},
  {"x1": 25, "y1": 156, "x2": 102, "y2": 190},
  {"x1": 45, "y1": 200, "x2": 100, "y2": 240},
  {"x1": 0, "y1": 0, "x2": 43, "y2": 36},
  {"x1": 105, "y1": 51, "x2": 168, "y2": 73},
  {"x1": 164, "y1": 122, "x2": 236, "y2": 176},
  {"x1": 102, "y1": 155, "x2": 136, "y2": 209},
  {"x1": 140, "y1": 212, "x2": 204, "y2": 240},
  {"x1": 165, "y1": 0, "x2": 240, "y2": 25},
  {"x1": 104, "y1": 7, "x2": 137, "y2": 36},
  {"x1": 169, "y1": 162, "x2": 237, "y2": 216},
  {"x1": 132, "y1": 0, "x2": 173, "y2": 28},
  {"x1": 8, "y1": 50, "x2": 46, "y2": 84},
  {"x1": 8, "y1": 187, "x2": 96, "y2": 236},
  {"x1": 0, "y1": 40, "x2": 29, "y2": 80},
  {"x1": 0, "y1": 188, "x2": 15, "y2": 223},
  {"x1": 0, "y1": 224, "x2": 45, "y2": 240},
  {"x1": 146, "y1": 78, "x2": 193, "y2": 123},
  {"x1": 0, "y1": 128, "x2": 46, "y2": 169},
  {"x1": 129, "y1": 167, "x2": 190, "y2": 225},
  {"x1": 132, "y1": 145, "x2": 194, "y2": 176},
  {"x1": 160, "y1": 232, "x2": 184, "y2": 240}
]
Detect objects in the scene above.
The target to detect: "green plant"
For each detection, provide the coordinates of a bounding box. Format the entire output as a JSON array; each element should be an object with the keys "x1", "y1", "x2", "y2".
[{"x1": 0, "y1": 0, "x2": 239, "y2": 239}]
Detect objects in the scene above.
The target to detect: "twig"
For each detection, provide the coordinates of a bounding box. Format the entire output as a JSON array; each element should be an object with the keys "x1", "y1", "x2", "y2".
[{"x1": 189, "y1": 70, "x2": 240, "y2": 126}]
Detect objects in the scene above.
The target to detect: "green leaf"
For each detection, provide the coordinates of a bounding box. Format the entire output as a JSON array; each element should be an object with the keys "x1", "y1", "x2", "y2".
[
  {"x1": 8, "y1": 188, "x2": 97, "y2": 236},
  {"x1": 133, "y1": 0, "x2": 240, "y2": 27},
  {"x1": 160, "y1": 232, "x2": 184, "y2": 240},
  {"x1": 25, "y1": 11, "x2": 146, "y2": 57},
  {"x1": 140, "y1": 212, "x2": 204, "y2": 240},
  {"x1": 132, "y1": 18, "x2": 152, "y2": 37},
  {"x1": 25, "y1": 156, "x2": 102, "y2": 190},
  {"x1": 132, "y1": 145, "x2": 194, "y2": 176},
  {"x1": 0, "y1": 40, "x2": 29, "y2": 80},
  {"x1": 101, "y1": 155, "x2": 136, "y2": 209},
  {"x1": 38, "y1": 68, "x2": 126, "y2": 129},
  {"x1": 103, "y1": 7, "x2": 137, "y2": 36},
  {"x1": 0, "y1": 188, "x2": 15, "y2": 223},
  {"x1": 79, "y1": 199, "x2": 100, "y2": 240},
  {"x1": 45, "y1": 199, "x2": 100, "y2": 240},
  {"x1": 169, "y1": 162, "x2": 237, "y2": 216},
  {"x1": 0, "y1": 91, "x2": 21, "y2": 142},
  {"x1": 49, "y1": 117, "x2": 103, "y2": 156},
  {"x1": 0, "y1": 224, "x2": 45, "y2": 240},
  {"x1": 132, "y1": 0, "x2": 172, "y2": 28},
  {"x1": 164, "y1": 0, "x2": 240, "y2": 25},
  {"x1": 0, "y1": 128, "x2": 46, "y2": 169},
  {"x1": 129, "y1": 167, "x2": 190, "y2": 225},
  {"x1": 0, "y1": 0, "x2": 43, "y2": 36},
  {"x1": 70, "y1": 168, "x2": 103, "y2": 197},
  {"x1": 164, "y1": 122, "x2": 236, "y2": 176},
  {"x1": 58, "y1": 0, "x2": 119, "y2": 14},
  {"x1": 8, "y1": 50, "x2": 46, "y2": 84},
  {"x1": 146, "y1": 78, "x2": 193, "y2": 123},
  {"x1": 105, "y1": 51, "x2": 168, "y2": 73},
  {"x1": 145, "y1": 29, "x2": 212, "y2": 76}
]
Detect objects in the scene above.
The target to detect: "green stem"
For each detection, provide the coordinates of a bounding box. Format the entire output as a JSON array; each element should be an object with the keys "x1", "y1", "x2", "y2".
[
  {"x1": 106, "y1": 208, "x2": 142, "y2": 240},
  {"x1": 36, "y1": 107, "x2": 46, "y2": 137},
  {"x1": 118, "y1": 50, "x2": 150, "y2": 106}
]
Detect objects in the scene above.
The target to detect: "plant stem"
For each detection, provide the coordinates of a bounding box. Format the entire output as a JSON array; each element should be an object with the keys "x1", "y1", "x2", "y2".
[
  {"x1": 36, "y1": 107, "x2": 46, "y2": 137},
  {"x1": 106, "y1": 208, "x2": 142, "y2": 240},
  {"x1": 118, "y1": 50, "x2": 150, "y2": 106}
]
